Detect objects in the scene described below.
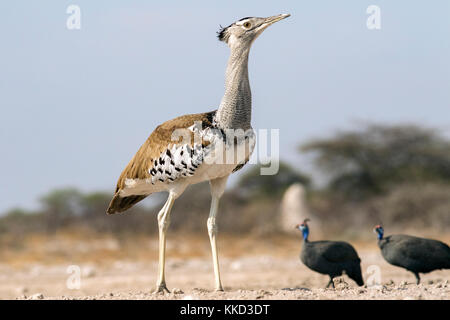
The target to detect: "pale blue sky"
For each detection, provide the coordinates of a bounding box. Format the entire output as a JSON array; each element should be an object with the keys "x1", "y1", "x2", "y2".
[{"x1": 0, "y1": 1, "x2": 449, "y2": 213}]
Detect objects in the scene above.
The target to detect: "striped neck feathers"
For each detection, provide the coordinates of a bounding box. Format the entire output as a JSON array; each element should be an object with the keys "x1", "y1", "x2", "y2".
[{"x1": 215, "y1": 45, "x2": 252, "y2": 131}]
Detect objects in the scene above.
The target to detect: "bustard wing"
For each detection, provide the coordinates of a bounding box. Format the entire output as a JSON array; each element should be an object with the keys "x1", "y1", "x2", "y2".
[{"x1": 107, "y1": 111, "x2": 216, "y2": 214}]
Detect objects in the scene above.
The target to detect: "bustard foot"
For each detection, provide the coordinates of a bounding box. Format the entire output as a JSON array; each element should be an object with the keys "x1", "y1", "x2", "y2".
[
  {"x1": 215, "y1": 286, "x2": 224, "y2": 292},
  {"x1": 153, "y1": 284, "x2": 171, "y2": 294}
]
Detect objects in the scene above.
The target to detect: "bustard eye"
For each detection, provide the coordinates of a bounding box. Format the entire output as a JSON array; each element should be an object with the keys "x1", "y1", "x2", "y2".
[{"x1": 243, "y1": 22, "x2": 251, "y2": 29}]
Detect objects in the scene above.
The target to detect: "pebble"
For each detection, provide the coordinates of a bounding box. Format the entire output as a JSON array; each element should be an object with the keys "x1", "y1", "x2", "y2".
[
  {"x1": 16, "y1": 287, "x2": 28, "y2": 295},
  {"x1": 31, "y1": 293, "x2": 44, "y2": 300},
  {"x1": 172, "y1": 288, "x2": 184, "y2": 294}
]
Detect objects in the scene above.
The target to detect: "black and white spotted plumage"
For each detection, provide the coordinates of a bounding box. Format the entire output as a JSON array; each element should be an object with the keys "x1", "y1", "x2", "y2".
[
  {"x1": 149, "y1": 143, "x2": 205, "y2": 184},
  {"x1": 108, "y1": 111, "x2": 256, "y2": 213}
]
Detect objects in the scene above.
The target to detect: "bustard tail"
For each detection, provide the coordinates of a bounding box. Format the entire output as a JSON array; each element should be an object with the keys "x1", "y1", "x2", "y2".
[{"x1": 106, "y1": 192, "x2": 147, "y2": 214}]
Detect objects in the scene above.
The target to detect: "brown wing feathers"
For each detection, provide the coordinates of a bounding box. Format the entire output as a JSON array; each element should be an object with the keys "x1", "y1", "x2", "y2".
[{"x1": 107, "y1": 111, "x2": 215, "y2": 214}]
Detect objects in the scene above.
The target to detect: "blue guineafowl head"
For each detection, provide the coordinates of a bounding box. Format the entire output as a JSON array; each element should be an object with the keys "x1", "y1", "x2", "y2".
[
  {"x1": 296, "y1": 219, "x2": 310, "y2": 241},
  {"x1": 373, "y1": 225, "x2": 384, "y2": 240}
]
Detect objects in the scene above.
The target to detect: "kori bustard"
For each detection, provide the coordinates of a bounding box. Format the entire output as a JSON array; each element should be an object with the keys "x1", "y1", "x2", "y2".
[{"x1": 107, "y1": 14, "x2": 290, "y2": 293}]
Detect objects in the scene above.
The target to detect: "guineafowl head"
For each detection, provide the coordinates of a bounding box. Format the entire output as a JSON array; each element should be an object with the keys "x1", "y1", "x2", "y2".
[
  {"x1": 373, "y1": 225, "x2": 384, "y2": 240},
  {"x1": 295, "y1": 219, "x2": 310, "y2": 241}
]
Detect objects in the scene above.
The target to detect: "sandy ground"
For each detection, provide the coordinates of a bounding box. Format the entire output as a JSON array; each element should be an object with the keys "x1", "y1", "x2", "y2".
[{"x1": 0, "y1": 234, "x2": 449, "y2": 300}]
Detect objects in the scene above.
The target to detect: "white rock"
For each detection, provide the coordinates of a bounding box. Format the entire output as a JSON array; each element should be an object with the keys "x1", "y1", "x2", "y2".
[{"x1": 279, "y1": 183, "x2": 320, "y2": 235}]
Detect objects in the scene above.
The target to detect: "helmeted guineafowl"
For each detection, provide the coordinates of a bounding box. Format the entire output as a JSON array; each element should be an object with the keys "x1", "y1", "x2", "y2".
[
  {"x1": 296, "y1": 219, "x2": 364, "y2": 288},
  {"x1": 374, "y1": 225, "x2": 450, "y2": 284}
]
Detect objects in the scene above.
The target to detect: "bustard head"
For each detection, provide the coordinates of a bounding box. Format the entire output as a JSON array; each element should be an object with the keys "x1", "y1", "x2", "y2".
[{"x1": 218, "y1": 14, "x2": 290, "y2": 48}]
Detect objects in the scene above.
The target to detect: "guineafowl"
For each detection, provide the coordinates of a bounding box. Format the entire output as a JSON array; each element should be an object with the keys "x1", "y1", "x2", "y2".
[
  {"x1": 374, "y1": 225, "x2": 450, "y2": 284},
  {"x1": 296, "y1": 219, "x2": 364, "y2": 288}
]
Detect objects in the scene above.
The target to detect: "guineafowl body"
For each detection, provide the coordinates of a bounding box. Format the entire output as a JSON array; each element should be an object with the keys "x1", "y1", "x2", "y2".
[
  {"x1": 297, "y1": 220, "x2": 364, "y2": 288},
  {"x1": 374, "y1": 226, "x2": 450, "y2": 284}
]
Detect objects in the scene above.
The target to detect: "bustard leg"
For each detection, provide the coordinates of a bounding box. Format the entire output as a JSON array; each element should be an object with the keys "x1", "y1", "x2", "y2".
[
  {"x1": 208, "y1": 176, "x2": 229, "y2": 291},
  {"x1": 154, "y1": 192, "x2": 176, "y2": 294}
]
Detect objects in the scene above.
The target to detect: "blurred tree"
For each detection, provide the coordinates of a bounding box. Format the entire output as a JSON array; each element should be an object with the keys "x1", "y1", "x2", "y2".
[
  {"x1": 80, "y1": 191, "x2": 157, "y2": 235},
  {"x1": 301, "y1": 124, "x2": 450, "y2": 199},
  {"x1": 40, "y1": 188, "x2": 83, "y2": 217},
  {"x1": 39, "y1": 188, "x2": 83, "y2": 231},
  {"x1": 81, "y1": 192, "x2": 112, "y2": 218},
  {"x1": 237, "y1": 161, "x2": 310, "y2": 198}
]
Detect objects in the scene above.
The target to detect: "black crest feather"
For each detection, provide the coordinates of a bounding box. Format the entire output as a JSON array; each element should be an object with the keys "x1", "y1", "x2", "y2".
[{"x1": 217, "y1": 24, "x2": 231, "y2": 42}]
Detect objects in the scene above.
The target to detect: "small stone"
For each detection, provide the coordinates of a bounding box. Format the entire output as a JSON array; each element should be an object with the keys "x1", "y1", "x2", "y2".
[
  {"x1": 16, "y1": 287, "x2": 28, "y2": 294},
  {"x1": 231, "y1": 261, "x2": 242, "y2": 271},
  {"x1": 31, "y1": 293, "x2": 44, "y2": 300},
  {"x1": 82, "y1": 266, "x2": 96, "y2": 278},
  {"x1": 172, "y1": 288, "x2": 184, "y2": 294},
  {"x1": 381, "y1": 285, "x2": 391, "y2": 293}
]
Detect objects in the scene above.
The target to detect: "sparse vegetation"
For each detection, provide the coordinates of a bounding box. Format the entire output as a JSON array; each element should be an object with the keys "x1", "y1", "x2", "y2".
[
  {"x1": 301, "y1": 124, "x2": 450, "y2": 199},
  {"x1": 1, "y1": 124, "x2": 449, "y2": 239}
]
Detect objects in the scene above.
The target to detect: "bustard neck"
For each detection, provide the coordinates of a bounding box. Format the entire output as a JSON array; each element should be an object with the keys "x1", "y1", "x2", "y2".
[{"x1": 215, "y1": 46, "x2": 252, "y2": 131}]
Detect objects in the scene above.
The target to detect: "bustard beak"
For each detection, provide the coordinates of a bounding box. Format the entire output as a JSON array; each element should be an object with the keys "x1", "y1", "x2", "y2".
[
  {"x1": 253, "y1": 14, "x2": 290, "y2": 35},
  {"x1": 261, "y1": 13, "x2": 290, "y2": 28}
]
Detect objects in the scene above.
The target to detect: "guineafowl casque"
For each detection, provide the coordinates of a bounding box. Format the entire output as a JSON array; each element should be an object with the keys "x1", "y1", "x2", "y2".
[
  {"x1": 374, "y1": 225, "x2": 450, "y2": 284},
  {"x1": 296, "y1": 219, "x2": 364, "y2": 288}
]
